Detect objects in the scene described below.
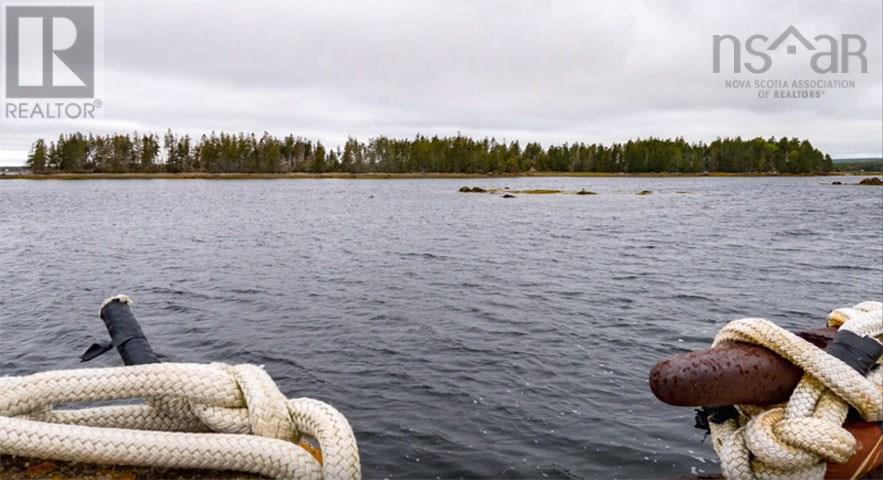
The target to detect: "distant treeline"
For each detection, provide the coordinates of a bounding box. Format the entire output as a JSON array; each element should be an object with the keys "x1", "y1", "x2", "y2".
[
  {"x1": 831, "y1": 158, "x2": 883, "y2": 173},
  {"x1": 26, "y1": 132, "x2": 834, "y2": 174}
]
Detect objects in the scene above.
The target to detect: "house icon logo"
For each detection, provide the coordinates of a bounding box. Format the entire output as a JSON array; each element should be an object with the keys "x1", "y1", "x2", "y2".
[
  {"x1": 767, "y1": 25, "x2": 815, "y2": 55},
  {"x1": 713, "y1": 25, "x2": 867, "y2": 74}
]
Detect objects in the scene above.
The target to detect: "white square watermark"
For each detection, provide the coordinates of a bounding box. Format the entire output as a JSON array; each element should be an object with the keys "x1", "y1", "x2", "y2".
[{"x1": 2, "y1": 1, "x2": 104, "y2": 121}]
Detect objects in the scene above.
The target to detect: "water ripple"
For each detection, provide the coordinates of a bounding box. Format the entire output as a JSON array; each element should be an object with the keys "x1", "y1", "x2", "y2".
[{"x1": 0, "y1": 176, "x2": 880, "y2": 478}]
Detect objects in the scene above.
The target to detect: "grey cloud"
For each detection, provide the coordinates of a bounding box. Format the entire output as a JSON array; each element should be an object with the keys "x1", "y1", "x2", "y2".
[{"x1": 2, "y1": 0, "x2": 881, "y2": 164}]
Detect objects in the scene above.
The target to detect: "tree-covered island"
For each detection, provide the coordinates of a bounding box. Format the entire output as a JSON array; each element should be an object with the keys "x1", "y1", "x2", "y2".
[{"x1": 25, "y1": 132, "x2": 834, "y2": 175}]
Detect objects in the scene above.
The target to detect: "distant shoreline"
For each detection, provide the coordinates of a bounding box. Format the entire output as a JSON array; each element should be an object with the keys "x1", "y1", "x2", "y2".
[{"x1": 1, "y1": 171, "x2": 880, "y2": 180}]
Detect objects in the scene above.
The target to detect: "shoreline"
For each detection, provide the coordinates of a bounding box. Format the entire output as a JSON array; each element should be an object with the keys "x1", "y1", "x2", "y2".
[{"x1": 1, "y1": 171, "x2": 879, "y2": 180}]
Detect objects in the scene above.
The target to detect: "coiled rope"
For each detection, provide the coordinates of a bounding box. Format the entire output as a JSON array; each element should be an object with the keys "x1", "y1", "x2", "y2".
[
  {"x1": 0, "y1": 330, "x2": 360, "y2": 479},
  {"x1": 708, "y1": 301, "x2": 883, "y2": 480}
]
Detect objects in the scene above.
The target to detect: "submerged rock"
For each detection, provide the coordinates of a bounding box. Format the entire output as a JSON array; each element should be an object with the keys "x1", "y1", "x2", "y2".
[
  {"x1": 858, "y1": 177, "x2": 882, "y2": 185},
  {"x1": 521, "y1": 189, "x2": 561, "y2": 194}
]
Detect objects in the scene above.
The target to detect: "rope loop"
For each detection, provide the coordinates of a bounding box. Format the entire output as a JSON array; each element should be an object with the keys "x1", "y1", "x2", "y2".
[
  {"x1": 709, "y1": 301, "x2": 883, "y2": 480},
  {"x1": 0, "y1": 362, "x2": 361, "y2": 480}
]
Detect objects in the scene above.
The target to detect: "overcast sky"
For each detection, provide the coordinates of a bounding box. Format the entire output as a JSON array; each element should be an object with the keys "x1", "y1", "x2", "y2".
[{"x1": 2, "y1": 0, "x2": 881, "y2": 165}]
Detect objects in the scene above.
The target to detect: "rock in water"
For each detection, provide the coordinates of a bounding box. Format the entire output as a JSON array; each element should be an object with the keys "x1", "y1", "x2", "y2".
[{"x1": 858, "y1": 177, "x2": 882, "y2": 185}]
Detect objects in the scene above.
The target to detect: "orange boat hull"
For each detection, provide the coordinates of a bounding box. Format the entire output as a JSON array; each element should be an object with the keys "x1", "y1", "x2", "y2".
[{"x1": 827, "y1": 422, "x2": 883, "y2": 479}]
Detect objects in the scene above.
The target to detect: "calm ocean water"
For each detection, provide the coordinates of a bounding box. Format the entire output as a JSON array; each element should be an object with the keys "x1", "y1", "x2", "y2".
[{"x1": 1, "y1": 176, "x2": 881, "y2": 479}]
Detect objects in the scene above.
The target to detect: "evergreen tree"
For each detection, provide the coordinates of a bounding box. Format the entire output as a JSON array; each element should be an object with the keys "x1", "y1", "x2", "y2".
[{"x1": 26, "y1": 139, "x2": 48, "y2": 172}]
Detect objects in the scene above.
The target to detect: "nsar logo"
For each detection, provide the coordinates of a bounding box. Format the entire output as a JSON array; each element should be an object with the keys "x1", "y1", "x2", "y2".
[{"x1": 713, "y1": 25, "x2": 867, "y2": 74}]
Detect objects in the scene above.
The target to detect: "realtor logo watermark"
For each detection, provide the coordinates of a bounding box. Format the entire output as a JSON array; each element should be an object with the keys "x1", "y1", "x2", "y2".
[
  {"x1": 2, "y1": 2, "x2": 103, "y2": 120},
  {"x1": 713, "y1": 26, "x2": 867, "y2": 100}
]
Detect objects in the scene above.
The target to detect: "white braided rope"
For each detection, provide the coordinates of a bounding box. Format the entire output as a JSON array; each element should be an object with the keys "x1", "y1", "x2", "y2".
[
  {"x1": 0, "y1": 362, "x2": 361, "y2": 480},
  {"x1": 708, "y1": 301, "x2": 883, "y2": 480}
]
